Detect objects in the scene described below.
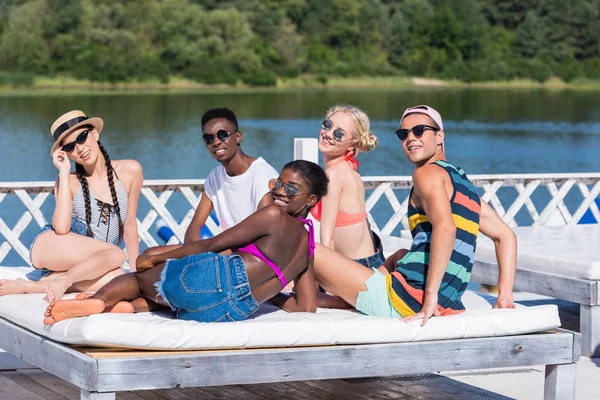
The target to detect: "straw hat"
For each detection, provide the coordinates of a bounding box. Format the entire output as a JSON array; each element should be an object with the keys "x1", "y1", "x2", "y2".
[{"x1": 50, "y1": 110, "x2": 104, "y2": 154}]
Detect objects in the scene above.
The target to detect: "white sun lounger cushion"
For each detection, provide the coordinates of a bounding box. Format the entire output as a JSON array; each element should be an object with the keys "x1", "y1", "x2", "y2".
[
  {"x1": 475, "y1": 225, "x2": 600, "y2": 280},
  {"x1": 0, "y1": 266, "x2": 560, "y2": 350}
]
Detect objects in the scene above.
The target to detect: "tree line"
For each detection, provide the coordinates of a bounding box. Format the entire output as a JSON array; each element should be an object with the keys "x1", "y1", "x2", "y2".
[{"x1": 1, "y1": 0, "x2": 599, "y2": 86}]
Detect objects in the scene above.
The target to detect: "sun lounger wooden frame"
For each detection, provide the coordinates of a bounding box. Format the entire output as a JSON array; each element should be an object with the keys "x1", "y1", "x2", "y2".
[
  {"x1": 472, "y1": 259, "x2": 600, "y2": 358},
  {"x1": 0, "y1": 316, "x2": 581, "y2": 400}
]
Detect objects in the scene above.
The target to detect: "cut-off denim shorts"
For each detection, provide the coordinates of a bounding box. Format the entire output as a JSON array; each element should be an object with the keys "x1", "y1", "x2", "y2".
[
  {"x1": 354, "y1": 248, "x2": 385, "y2": 270},
  {"x1": 27, "y1": 217, "x2": 89, "y2": 281},
  {"x1": 156, "y1": 252, "x2": 259, "y2": 323}
]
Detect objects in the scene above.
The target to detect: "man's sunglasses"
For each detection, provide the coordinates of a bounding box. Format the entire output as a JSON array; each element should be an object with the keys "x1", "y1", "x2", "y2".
[
  {"x1": 270, "y1": 179, "x2": 308, "y2": 200},
  {"x1": 321, "y1": 120, "x2": 345, "y2": 142},
  {"x1": 394, "y1": 125, "x2": 439, "y2": 141},
  {"x1": 202, "y1": 129, "x2": 237, "y2": 145},
  {"x1": 61, "y1": 129, "x2": 90, "y2": 153}
]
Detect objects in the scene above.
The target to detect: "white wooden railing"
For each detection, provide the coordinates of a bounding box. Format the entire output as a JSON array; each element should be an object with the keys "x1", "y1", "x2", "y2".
[{"x1": 1, "y1": 173, "x2": 599, "y2": 266}]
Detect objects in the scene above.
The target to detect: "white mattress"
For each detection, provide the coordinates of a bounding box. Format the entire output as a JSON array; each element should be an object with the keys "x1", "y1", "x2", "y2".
[
  {"x1": 475, "y1": 225, "x2": 600, "y2": 280},
  {"x1": 0, "y1": 266, "x2": 560, "y2": 350}
]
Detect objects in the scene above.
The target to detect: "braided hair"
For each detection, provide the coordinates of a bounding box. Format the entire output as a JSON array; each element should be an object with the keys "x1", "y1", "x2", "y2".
[
  {"x1": 98, "y1": 141, "x2": 124, "y2": 245},
  {"x1": 74, "y1": 139, "x2": 124, "y2": 245}
]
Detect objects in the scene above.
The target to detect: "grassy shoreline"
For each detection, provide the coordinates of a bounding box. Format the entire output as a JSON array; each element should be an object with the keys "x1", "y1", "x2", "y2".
[{"x1": 1, "y1": 75, "x2": 600, "y2": 95}]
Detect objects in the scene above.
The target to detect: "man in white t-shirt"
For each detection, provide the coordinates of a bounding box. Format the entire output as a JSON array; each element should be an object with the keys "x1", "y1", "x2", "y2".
[{"x1": 184, "y1": 108, "x2": 278, "y2": 244}]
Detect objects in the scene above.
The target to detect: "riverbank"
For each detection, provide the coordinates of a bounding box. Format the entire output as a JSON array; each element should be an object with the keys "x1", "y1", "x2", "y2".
[{"x1": 2, "y1": 74, "x2": 600, "y2": 95}]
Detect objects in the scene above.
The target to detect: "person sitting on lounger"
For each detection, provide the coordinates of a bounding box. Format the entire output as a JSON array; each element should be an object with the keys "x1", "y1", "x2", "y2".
[
  {"x1": 43, "y1": 160, "x2": 328, "y2": 325},
  {"x1": 314, "y1": 105, "x2": 517, "y2": 324},
  {"x1": 0, "y1": 110, "x2": 143, "y2": 302},
  {"x1": 184, "y1": 107, "x2": 278, "y2": 243},
  {"x1": 311, "y1": 105, "x2": 384, "y2": 268}
]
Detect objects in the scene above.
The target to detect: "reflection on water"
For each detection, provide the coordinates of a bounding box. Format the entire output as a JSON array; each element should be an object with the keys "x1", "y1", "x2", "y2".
[
  {"x1": 1, "y1": 88, "x2": 599, "y2": 265},
  {"x1": 1, "y1": 88, "x2": 599, "y2": 181}
]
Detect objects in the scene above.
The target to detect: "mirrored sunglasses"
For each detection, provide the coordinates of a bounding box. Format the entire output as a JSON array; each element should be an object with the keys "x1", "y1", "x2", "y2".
[
  {"x1": 321, "y1": 120, "x2": 345, "y2": 142},
  {"x1": 270, "y1": 179, "x2": 308, "y2": 200},
  {"x1": 202, "y1": 129, "x2": 237, "y2": 145}
]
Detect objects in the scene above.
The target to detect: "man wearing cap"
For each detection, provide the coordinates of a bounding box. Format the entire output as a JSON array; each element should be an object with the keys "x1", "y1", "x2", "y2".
[
  {"x1": 184, "y1": 107, "x2": 278, "y2": 243},
  {"x1": 311, "y1": 105, "x2": 517, "y2": 325},
  {"x1": 383, "y1": 105, "x2": 517, "y2": 325}
]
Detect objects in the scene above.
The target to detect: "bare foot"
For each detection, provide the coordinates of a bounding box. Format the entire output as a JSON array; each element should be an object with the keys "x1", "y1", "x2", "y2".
[
  {"x1": 75, "y1": 293, "x2": 93, "y2": 300},
  {"x1": 0, "y1": 279, "x2": 30, "y2": 296},
  {"x1": 44, "y1": 276, "x2": 72, "y2": 303},
  {"x1": 43, "y1": 299, "x2": 105, "y2": 325},
  {"x1": 106, "y1": 301, "x2": 135, "y2": 313}
]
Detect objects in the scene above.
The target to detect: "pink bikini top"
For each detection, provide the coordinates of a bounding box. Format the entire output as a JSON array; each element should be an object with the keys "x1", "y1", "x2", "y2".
[{"x1": 236, "y1": 217, "x2": 315, "y2": 288}]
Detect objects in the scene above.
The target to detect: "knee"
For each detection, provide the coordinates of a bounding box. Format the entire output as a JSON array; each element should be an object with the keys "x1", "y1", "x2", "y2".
[{"x1": 108, "y1": 248, "x2": 127, "y2": 268}]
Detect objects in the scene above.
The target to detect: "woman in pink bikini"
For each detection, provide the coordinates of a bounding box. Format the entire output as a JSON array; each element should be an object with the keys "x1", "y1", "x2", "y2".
[
  {"x1": 43, "y1": 160, "x2": 328, "y2": 325},
  {"x1": 312, "y1": 105, "x2": 382, "y2": 269}
]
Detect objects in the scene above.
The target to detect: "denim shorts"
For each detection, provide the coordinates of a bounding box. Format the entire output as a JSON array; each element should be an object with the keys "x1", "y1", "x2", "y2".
[
  {"x1": 354, "y1": 248, "x2": 385, "y2": 270},
  {"x1": 27, "y1": 217, "x2": 89, "y2": 281},
  {"x1": 156, "y1": 252, "x2": 259, "y2": 323}
]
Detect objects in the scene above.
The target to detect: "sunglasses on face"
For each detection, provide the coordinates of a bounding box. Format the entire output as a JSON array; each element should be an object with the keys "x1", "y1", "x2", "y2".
[
  {"x1": 61, "y1": 129, "x2": 90, "y2": 153},
  {"x1": 321, "y1": 120, "x2": 346, "y2": 142},
  {"x1": 202, "y1": 129, "x2": 237, "y2": 145},
  {"x1": 270, "y1": 179, "x2": 308, "y2": 200},
  {"x1": 394, "y1": 125, "x2": 439, "y2": 141}
]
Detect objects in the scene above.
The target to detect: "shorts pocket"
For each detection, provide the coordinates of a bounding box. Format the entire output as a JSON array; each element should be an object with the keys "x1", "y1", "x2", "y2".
[{"x1": 180, "y1": 256, "x2": 223, "y2": 294}]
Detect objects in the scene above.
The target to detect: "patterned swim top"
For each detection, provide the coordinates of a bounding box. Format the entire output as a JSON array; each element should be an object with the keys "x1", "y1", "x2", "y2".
[
  {"x1": 72, "y1": 179, "x2": 128, "y2": 244},
  {"x1": 386, "y1": 160, "x2": 481, "y2": 316}
]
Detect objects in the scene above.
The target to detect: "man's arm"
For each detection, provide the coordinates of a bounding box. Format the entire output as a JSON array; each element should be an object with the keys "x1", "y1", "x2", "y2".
[
  {"x1": 256, "y1": 192, "x2": 272, "y2": 210},
  {"x1": 402, "y1": 166, "x2": 455, "y2": 326},
  {"x1": 478, "y1": 200, "x2": 517, "y2": 309},
  {"x1": 184, "y1": 191, "x2": 213, "y2": 245}
]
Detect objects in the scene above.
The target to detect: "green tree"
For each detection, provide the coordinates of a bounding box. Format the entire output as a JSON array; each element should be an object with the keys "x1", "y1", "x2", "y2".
[{"x1": 0, "y1": 0, "x2": 51, "y2": 73}]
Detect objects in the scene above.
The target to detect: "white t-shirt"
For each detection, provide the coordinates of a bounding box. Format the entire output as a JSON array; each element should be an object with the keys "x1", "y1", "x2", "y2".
[{"x1": 204, "y1": 157, "x2": 278, "y2": 231}]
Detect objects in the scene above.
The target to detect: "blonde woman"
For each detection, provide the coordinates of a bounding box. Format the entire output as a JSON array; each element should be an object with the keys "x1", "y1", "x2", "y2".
[
  {"x1": 311, "y1": 105, "x2": 383, "y2": 268},
  {"x1": 0, "y1": 110, "x2": 143, "y2": 302}
]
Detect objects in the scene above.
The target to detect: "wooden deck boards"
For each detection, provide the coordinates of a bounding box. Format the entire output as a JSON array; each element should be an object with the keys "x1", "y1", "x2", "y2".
[{"x1": 0, "y1": 368, "x2": 524, "y2": 400}]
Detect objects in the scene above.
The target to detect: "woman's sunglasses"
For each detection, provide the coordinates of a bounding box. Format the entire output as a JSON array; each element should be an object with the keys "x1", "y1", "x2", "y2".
[
  {"x1": 321, "y1": 120, "x2": 345, "y2": 142},
  {"x1": 61, "y1": 129, "x2": 90, "y2": 153},
  {"x1": 202, "y1": 129, "x2": 237, "y2": 145},
  {"x1": 394, "y1": 124, "x2": 439, "y2": 141},
  {"x1": 270, "y1": 179, "x2": 308, "y2": 200}
]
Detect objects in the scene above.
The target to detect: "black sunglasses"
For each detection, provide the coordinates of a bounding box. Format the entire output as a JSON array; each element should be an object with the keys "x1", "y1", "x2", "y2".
[
  {"x1": 321, "y1": 120, "x2": 345, "y2": 142},
  {"x1": 394, "y1": 124, "x2": 439, "y2": 141},
  {"x1": 270, "y1": 179, "x2": 309, "y2": 200},
  {"x1": 202, "y1": 129, "x2": 237, "y2": 145},
  {"x1": 61, "y1": 129, "x2": 90, "y2": 153}
]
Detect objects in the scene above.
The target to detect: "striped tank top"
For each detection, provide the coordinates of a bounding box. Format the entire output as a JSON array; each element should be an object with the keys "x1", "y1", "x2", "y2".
[
  {"x1": 386, "y1": 160, "x2": 481, "y2": 317},
  {"x1": 72, "y1": 179, "x2": 128, "y2": 244}
]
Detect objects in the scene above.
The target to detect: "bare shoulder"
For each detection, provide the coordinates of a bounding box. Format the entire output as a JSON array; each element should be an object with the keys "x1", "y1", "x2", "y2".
[
  {"x1": 112, "y1": 160, "x2": 143, "y2": 182},
  {"x1": 412, "y1": 163, "x2": 447, "y2": 186},
  {"x1": 326, "y1": 162, "x2": 355, "y2": 185}
]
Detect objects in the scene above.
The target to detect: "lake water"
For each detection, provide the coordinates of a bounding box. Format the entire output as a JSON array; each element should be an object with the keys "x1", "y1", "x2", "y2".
[
  {"x1": 1, "y1": 88, "x2": 599, "y2": 265},
  {"x1": 1, "y1": 87, "x2": 600, "y2": 181}
]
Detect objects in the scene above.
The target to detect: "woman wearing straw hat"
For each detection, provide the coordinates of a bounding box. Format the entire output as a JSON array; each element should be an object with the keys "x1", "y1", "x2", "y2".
[{"x1": 0, "y1": 110, "x2": 143, "y2": 302}]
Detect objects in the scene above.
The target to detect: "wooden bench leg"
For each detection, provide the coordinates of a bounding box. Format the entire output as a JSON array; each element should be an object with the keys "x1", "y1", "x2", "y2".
[
  {"x1": 544, "y1": 363, "x2": 576, "y2": 400},
  {"x1": 81, "y1": 389, "x2": 115, "y2": 400},
  {"x1": 580, "y1": 304, "x2": 600, "y2": 357}
]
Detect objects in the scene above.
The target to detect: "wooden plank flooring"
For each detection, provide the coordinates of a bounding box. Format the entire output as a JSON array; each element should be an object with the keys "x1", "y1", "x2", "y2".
[{"x1": 0, "y1": 369, "x2": 519, "y2": 400}]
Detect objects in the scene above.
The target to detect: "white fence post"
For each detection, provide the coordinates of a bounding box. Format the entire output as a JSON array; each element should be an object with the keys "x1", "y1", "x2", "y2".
[{"x1": 294, "y1": 138, "x2": 319, "y2": 163}]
